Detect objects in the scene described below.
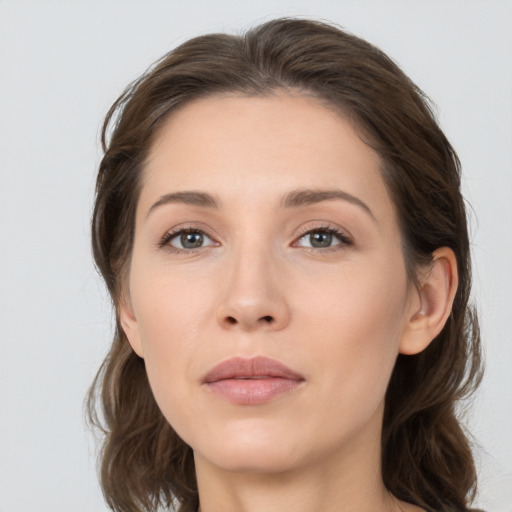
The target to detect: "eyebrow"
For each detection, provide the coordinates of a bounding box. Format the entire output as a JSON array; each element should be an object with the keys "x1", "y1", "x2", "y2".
[
  {"x1": 147, "y1": 191, "x2": 220, "y2": 218},
  {"x1": 147, "y1": 188, "x2": 376, "y2": 222},
  {"x1": 280, "y1": 188, "x2": 376, "y2": 221}
]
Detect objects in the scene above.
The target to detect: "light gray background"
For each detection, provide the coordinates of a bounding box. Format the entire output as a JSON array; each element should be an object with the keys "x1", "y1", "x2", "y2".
[{"x1": 1, "y1": 1, "x2": 511, "y2": 511}]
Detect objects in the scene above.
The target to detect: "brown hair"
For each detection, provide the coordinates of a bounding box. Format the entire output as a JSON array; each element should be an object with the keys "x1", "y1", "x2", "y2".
[{"x1": 86, "y1": 18, "x2": 483, "y2": 512}]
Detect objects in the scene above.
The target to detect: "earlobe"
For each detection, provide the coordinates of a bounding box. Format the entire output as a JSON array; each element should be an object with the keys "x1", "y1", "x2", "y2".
[
  {"x1": 399, "y1": 247, "x2": 458, "y2": 355},
  {"x1": 118, "y1": 294, "x2": 144, "y2": 358}
]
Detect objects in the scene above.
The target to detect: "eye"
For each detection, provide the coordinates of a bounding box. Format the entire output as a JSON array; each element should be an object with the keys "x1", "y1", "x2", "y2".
[
  {"x1": 295, "y1": 227, "x2": 351, "y2": 250},
  {"x1": 161, "y1": 228, "x2": 216, "y2": 251}
]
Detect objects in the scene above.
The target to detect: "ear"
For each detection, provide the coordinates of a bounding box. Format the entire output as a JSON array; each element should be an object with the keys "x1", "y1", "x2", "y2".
[
  {"x1": 118, "y1": 293, "x2": 144, "y2": 358},
  {"x1": 399, "y1": 247, "x2": 458, "y2": 355}
]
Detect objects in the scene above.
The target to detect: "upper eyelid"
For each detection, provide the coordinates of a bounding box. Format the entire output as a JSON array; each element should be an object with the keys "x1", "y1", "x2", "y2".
[
  {"x1": 161, "y1": 223, "x2": 218, "y2": 241},
  {"x1": 294, "y1": 222, "x2": 353, "y2": 241}
]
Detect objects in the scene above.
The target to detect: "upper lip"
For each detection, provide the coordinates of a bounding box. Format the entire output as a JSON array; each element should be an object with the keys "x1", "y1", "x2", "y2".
[{"x1": 203, "y1": 356, "x2": 305, "y2": 383}]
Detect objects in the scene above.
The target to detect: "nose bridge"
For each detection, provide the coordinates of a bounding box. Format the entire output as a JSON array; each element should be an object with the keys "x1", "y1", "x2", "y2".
[
  {"x1": 218, "y1": 238, "x2": 290, "y2": 332},
  {"x1": 230, "y1": 241, "x2": 273, "y2": 300}
]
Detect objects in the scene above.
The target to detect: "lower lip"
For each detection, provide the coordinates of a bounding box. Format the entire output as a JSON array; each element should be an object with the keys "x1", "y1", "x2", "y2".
[{"x1": 205, "y1": 377, "x2": 303, "y2": 405}]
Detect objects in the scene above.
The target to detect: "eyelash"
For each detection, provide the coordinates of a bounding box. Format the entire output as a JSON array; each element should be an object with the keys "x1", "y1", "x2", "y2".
[
  {"x1": 158, "y1": 226, "x2": 214, "y2": 254},
  {"x1": 158, "y1": 224, "x2": 353, "y2": 254},
  {"x1": 294, "y1": 224, "x2": 353, "y2": 253}
]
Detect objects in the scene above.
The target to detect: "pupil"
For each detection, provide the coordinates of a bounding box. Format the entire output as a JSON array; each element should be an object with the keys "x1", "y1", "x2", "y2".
[
  {"x1": 311, "y1": 231, "x2": 332, "y2": 247},
  {"x1": 181, "y1": 232, "x2": 203, "y2": 248}
]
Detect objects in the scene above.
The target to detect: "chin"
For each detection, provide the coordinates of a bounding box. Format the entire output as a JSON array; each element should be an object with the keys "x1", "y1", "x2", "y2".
[
  {"x1": 201, "y1": 446, "x2": 302, "y2": 475},
  {"x1": 192, "y1": 421, "x2": 306, "y2": 474}
]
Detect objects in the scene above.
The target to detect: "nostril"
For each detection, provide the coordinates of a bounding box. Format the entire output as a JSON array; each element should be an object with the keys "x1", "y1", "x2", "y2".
[{"x1": 223, "y1": 315, "x2": 275, "y2": 327}]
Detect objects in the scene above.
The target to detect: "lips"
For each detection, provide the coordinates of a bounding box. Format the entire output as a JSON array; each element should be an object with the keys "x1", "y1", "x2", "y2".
[{"x1": 202, "y1": 356, "x2": 305, "y2": 405}]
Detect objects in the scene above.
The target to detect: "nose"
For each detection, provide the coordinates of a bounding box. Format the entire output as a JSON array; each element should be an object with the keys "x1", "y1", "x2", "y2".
[{"x1": 217, "y1": 247, "x2": 291, "y2": 332}]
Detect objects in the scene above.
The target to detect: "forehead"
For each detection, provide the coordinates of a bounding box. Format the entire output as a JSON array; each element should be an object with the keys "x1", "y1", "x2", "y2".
[{"x1": 140, "y1": 93, "x2": 395, "y2": 223}]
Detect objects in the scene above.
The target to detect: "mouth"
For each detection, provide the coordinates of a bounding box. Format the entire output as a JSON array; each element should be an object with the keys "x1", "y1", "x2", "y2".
[{"x1": 202, "y1": 356, "x2": 305, "y2": 405}]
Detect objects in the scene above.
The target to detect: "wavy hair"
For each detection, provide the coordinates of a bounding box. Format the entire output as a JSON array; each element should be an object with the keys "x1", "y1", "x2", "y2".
[{"x1": 86, "y1": 18, "x2": 483, "y2": 512}]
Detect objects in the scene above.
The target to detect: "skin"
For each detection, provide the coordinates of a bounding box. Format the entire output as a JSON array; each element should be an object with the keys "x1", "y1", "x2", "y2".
[{"x1": 120, "y1": 92, "x2": 457, "y2": 512}]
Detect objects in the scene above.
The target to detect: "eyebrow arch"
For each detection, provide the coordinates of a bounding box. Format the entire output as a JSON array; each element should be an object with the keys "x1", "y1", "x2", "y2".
[
  {"x1": 281, "y1": 188, "x2": 376, "y2": 222},
  {"x1": 147, "y1": 191, "x2": 220, "y2": 218}
]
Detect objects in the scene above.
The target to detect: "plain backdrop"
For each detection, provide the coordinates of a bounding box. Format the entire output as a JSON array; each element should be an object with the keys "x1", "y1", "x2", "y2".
[{"x1": 1, "y1": 1, "x2": 511, "y2": 511}]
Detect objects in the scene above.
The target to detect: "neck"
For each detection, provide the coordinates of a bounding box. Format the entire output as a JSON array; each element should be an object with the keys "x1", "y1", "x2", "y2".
[
  {"x1": 195, "y1": 464, "x2": 397, "y2": 512},
  {"x1": 194, "y1": 409, "x2": 407, "y2": 512}
]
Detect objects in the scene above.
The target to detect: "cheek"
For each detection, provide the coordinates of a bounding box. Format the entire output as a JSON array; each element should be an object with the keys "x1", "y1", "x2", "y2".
[
  {"x1": 300, "y1": 262, "x2": 409, "y2": 412},
  {"x1": 131, "y1": 262, "x2": 216, "y2": 349},
  {"x1": 128, "y1": 263, "x2": 222, "y2": 430}
]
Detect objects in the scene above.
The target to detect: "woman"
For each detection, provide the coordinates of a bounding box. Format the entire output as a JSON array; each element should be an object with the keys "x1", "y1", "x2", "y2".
[{"x1": 87, "y1": 18, "x2": 483, "y2": 512}]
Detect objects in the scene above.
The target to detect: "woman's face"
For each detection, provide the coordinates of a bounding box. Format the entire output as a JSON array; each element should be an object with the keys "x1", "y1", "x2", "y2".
[{"x1": 121, "y1": 93, "x2": 421, "y2": 474}]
